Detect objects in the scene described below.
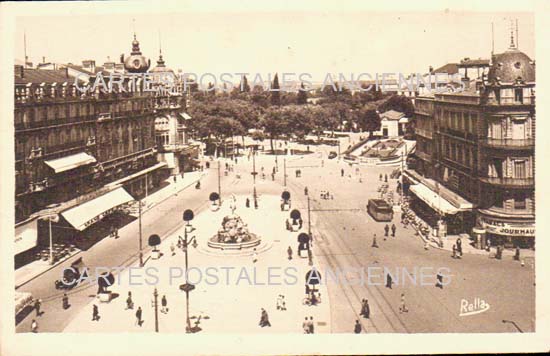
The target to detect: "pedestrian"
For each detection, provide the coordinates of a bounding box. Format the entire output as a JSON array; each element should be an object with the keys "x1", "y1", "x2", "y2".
[
  {"x1": 62, "y1": 293, "x2": 69, "y2": 310},
  {"x1": 161, "y1": 295, "x2": 168, "y2": 314},
  {"x1": 170, "y1": 243, "x2": 176, "y2": 256},
  {"x1": 436, "y1": 271, "x2": 444, "y2": 289},
  {"x1": 371, "y1": 234, "x2": 379, "y2": 248},
  {"x1": 363, "y1": 299, "x2": 370, "y2": 319},
  {"x1": 308, "y1": 316, "x2": 314, "y2": 334},
  {"x1": 246, "y1": 198, "x2": 250, "y2": 208},
  {"x1": 386, "y1": 273, "x2": 393, "y2": 289},
  {"x1": 341, "y1": 168, "x2": 344, "y2": 177},
  {"x1": 302, "y1": 317, "x2": 310, "y2": 334},
  {"x1": 34, "y1": 299, "x2": 42, "y2": 317},
  {"x1": 304, "y1": 186, "x2": 308, "y2": 196},
  {"x1": 456, "y1": 237, "x2": 462, "y2": 256},
  {"x1": 285, "y1": 219, "x2": 291, "y2": 231},
  {"x1": 514, "y1": 246, "x2": 520, "y2": 261},
  {"x1": 452, "y1": 244, "x2": 457, "y2": 259},
  {"x1": 126, "y1": 291, "x2": 134, "y2": 310},
  {"x1": 259, "y1": 308, "x2": 271, "y2": 327},
  {"x1": 391, "y1": 224, "x2": 396, "y2": 237},
  {"x1": 252, "y1": 248, "x2": 258, "y2": 263},
  {"x1": 287, "y1": 246, "x2": 293, "y2": 260},
  {"x1": 379, "y1": 173, "x2": 383, "y2": 181},
  {"x1": 31, "y1": 319, "x2": 38, "y2": 333},
  {"x1": 92, "y1": 304, "x2": 100, "y2": 321},
  {"x1": 354, "y1": 320, "x2": 362, "y2": 334},
  {"x1": 399, "y1": 293, "x2": 408, "y2": 313},
  {"x1": 135, "y1": 306, "x2": 143, "y2": 326},
  {"x1": 173, "y1": 175, "x2": 177, "y2": 183},
  {"x1": 384, "y1": 224, "x2": 390, "y2": 237},
  {"x1": 384, "y1": 174, "x2": 388, "y2": 182}
]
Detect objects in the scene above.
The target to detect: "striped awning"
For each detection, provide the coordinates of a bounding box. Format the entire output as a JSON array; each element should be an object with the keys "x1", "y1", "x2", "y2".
[{"x1": 44, "y1": 152, "x2": 96, "y2": 173}]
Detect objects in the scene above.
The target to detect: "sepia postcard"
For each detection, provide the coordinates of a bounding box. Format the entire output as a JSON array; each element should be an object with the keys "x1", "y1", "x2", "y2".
[{"x1": 0, "y1": 0, "x2": 549, "y2": 355}]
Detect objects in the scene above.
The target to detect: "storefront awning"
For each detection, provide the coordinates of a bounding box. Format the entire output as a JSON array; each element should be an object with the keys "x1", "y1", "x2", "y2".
[
  {"x1": 61, "y1": 187, "x2": 134, "y2": 231},
  {"x1": 44, "y1": 152, "x2": 96, "y2": 173},
  {"x1": 15, "y1": 219, "x2": 38, "y2": 255},
  {"x1": 409, "y1": 184, "x2": 469, "y2": 215}
]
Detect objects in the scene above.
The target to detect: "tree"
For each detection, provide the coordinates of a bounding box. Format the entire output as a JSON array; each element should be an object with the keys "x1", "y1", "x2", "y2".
[
  {"x1": 357, "y1": 108, "x2": 381, "y2": 136},
  {"x1": 271, "y1": 73, "x2": 281, "y2": 106},
  {"x1": 260, "y1": 106, "x2": 289, "y2": 152},
  {"x1": 378, "y1": 95, "x2": 415, "y2": 118},
  {"x1": 297, "y1": 82, "x2": 308, "y2": 105}
]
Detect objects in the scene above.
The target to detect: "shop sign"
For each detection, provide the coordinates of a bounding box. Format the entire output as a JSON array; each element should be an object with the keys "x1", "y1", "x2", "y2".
[{"x1": 479, "y1": 216, "x2": 535, "y2": 237}]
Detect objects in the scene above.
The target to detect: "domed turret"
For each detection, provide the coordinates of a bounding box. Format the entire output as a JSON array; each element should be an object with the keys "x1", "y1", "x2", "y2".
[
  {"x1": 487, "y1": 32, "x2": 535, "y2": 85},
  {"x1": 123, "y1": 33, "x2": 150, "y2": 73}
]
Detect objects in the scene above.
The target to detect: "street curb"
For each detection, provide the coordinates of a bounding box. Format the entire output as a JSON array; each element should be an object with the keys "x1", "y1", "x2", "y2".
[{"x1": 15, "y1": 250, "x2": 83, "y2": 290}]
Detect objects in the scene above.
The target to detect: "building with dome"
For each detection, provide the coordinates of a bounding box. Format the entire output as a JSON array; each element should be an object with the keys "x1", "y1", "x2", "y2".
[
  {"x1": 404, "y1": 30, "x2": 535, "y2": 249},
  {"x1": 150, "y1": 49, "x2": 199, "y2": 175}
]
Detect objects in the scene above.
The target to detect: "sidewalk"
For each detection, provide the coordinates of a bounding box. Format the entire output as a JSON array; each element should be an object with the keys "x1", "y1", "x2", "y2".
[
  {"x1": 414, "y1": 228, "x2": 535, "y2": 262},
  {"x1": 15, "y1": 170, "x2": 206, "y2": 289},
  {"x1": 63, "y1": 194, "x2": 331, "y2": 333}
]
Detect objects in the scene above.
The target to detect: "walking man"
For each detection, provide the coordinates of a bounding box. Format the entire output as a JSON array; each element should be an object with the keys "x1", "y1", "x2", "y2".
[
  {"x1": 303, "y1": 317, "x2": 309, "y2": 334},
  {"x1": 259, "y1": 308, "x2": 271, "y2": 327},
  {"x1": 384, "y1": 224, "x2": 390, "y2": 238},
  {"x1": 354, "y1": 320, "x2": 362, "y2": 334},
  {"x1": 372, "y1": 234, "x2": 379, "y2": 248},
  {"x1": 92, "y1": 304, "x2": 100, "y2": 321},
  {"x1": 287, "y1": 246, "x2": 293, "y2": 260},
  {"x1": 34, "y1": 298, "x2": 42, "y2": 317},
  {"x1": 126, "y1": 291, "x2": 134, "y2": 310},
  {"x1": 436, "y1": 271, "x2": 444, "y2": 289},
  {"x1": 62, "y1": 293, "x2": 69, "y2": 310},
  {"x1": 456, "y1": 237, "x2": 462, "y2": 256},
  {"x1": 161, "y1": 295, "x2": 168, "y2": 314},
  {"x1": 399, "y1": 293, "x2": 409, "y2": 313},
  {"x1": 308, "y1": 316, "x2": 314, "y2": 334},
  {"x1": 391, "y1": 223, "x2": 396, "y2": 237},
  {"x1": 361, "y1": 299, "x2": 370, "y2": 319},
  {"x1": 135, "y1": 306, "x2": 143, "y2": 326},
  {"x1": 386, "y1": 273, "x2": 393, "y2": 289},
  {"x1": 31, "y1": 319, "x2": 38, "y2": 333},
  {"x1": 341, "y1": 168, "x2": 344, "y2": 177}
]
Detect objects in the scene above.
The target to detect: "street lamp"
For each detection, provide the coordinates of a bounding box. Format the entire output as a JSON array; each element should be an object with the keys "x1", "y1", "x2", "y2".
[
  {"x1": 502, "y1": 319, "x2": 523, "y2": 333},
  {"x1": 180, "y1": 209, "x2": 198, "y2": 333}
]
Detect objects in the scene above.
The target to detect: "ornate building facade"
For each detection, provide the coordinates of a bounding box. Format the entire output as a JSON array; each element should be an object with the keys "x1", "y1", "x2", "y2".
[
  {"x1": 14, "y1": 34, "x2": 186, "y2": 265},
  {"x1": 406, "y1": 34, "x2": 535, "y2": 248}
]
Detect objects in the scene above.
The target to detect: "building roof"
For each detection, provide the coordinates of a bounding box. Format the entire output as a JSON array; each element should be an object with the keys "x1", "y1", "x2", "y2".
[
  {"x1": 433, "y1": 63, "x2": 459, "y2": 75},
  {"x1": 488, "y1": 48, "x2": 535, "y2": 84},
  {"x1": 380, "y1": 110, "x2": 405, "y2": 121},
  {"x1": 14, "y1": 67, "x2": 72, "y2": 85},
  {"x1": 458, "y1": 58, "x2": 490, "y2": 67}
]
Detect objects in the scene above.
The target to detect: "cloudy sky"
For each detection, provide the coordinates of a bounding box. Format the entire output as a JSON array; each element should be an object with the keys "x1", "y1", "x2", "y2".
[{"x1": 14, "y1": 4, "x2": 534, "y2": 82}]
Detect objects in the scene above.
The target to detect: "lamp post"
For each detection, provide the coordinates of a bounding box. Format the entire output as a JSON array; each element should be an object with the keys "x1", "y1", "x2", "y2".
[
  {"x1": 180, "y1": 209, "x2": 198, "y2": 333},
  {"x1": 502, "y1": 319, "x2": 523, "y2": 333},
  {"x1": 139, "y1": 200, "x2": 144, "y2": 266},
  {"x1": 152, "y1": 288, "x2": 159, "y2": 332},
  {"x1": 283, "y1": 157, "x2": 287, "y2": 187}
]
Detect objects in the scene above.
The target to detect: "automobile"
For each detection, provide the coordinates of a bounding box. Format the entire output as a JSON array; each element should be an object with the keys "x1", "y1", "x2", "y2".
[{"x1": 328, "y1": 151, "x2": 337, "y2": 159}]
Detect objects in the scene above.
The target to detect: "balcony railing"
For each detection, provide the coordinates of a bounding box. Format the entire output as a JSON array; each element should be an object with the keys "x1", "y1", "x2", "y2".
[
  {"x1": 481, "y1": 138, "x2": 534, "y2": 149},
  {"x1": 415, "y1": 128, "x2": 433, "y2": 139},
  {"x1": 480, "y1": 177, "x2": 534, "y2": 187},
  {"x1": 15, "y1": 114, "x2": 97, "y2": 131}
]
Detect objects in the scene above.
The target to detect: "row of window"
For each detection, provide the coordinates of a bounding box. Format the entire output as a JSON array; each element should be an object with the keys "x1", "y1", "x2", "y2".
[
  {"x1": 437, "y1": 109, "x2": 479, "y2": 134},
  {"x1": 440, "y1": 138, "x2": 475, "y2": 168},
  {"x1": 15, "y1": 99, "x2": 155, "y2": 125}
]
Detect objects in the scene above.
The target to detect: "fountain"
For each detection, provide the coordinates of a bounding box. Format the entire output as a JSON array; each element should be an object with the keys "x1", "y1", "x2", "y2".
[{"x1": 207, "y1": 195, "x2": 261, "y2": 250}]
